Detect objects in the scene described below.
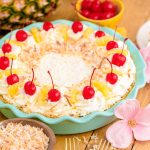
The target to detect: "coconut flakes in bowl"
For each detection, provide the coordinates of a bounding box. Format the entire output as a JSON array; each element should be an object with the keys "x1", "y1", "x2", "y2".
[{"x1": 0, "y1": 122, "x2": 49, "y2": 150}]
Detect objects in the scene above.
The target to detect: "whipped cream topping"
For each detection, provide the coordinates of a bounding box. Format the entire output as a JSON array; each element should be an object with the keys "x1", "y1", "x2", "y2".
[{"x1": 35, "y1": 53, "x2": 92, "y2": 87}]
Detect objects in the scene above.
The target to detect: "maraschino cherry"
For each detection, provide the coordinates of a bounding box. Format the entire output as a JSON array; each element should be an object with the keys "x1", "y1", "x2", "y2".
[
  {"x1": 100, "y1": 10, "x2": 115, "y2": 20},
  {"x1": 2, "y1": 42, "x2": 12, "y2": 53},
  {"x1": 7, "y1": 59, "x2": 19, "y2": 85},
  {"x1": 81, "y1": 9, "x2": 90, "y2": 18},
  {"x1": 72, "y1": 21, "x2": 83, "y2": 33},
  {"x1": 112, "y1": 38, "x2": 128, "y2": 67},
  {"x1": 81, "y1": 0, "x2": 93, "y2": 10},
  {"x1": 2, "y1": 33, "x2": 12, "y2": 53},
  {"x1": 89, "y1": 12, "x2": 100, "y2": 20},
  {"x1": 106, "y1": 27, "x2": 118, "y2": 50},
  {"x1": 98, "y1": 57, "x2": 118, "y2": 85},
  {"x1": 0, "y1": 56, "x2": 9, "y2": 70},
  {"x1": 95, "y1": 26, "x2": 105, "y2": 38},
  {"x1": 43, "y1": 21, "x2": 54, "y2": 31},
  {"x1": 82, "y1": 68, "x2": 96, "y2": 99},
  {"x1": 0, "y1": 46, "x2": 10, "y2": 70},
  {"x1": 106, "y1": 72, "x2": 118, "y2": 84},
  {"x1": 104, "y1": 58, "x2": 118, "y2": 84},
  {"x1": 101, "y1": 0, "x2": 116, "y2": 12},
  {"x1": 47, "y1": 70, "x2": 61, "y2": 102},
  {"x1": 16, "y1": 29, "x2": 28, "y2": 42},
  {"x1": 91, "y1": 0, "x2": 101, "y2": 12},
  {"x1": 24, "y1": 68, "x2": 36, "y2": 96}
]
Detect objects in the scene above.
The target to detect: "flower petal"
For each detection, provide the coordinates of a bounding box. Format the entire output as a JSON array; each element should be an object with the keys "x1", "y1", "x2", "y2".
[
  {"x1": 133, "y1": 124, "x2": 150, "y2": 141},
  {"x1": 140, "y1": 46, "x2": 150, "y2": 60},
  {"x1": 115, "y1": 100, "x2": 140, "y2": 120},
  {"x1": 135, "y1": 104, "x2": 150, "y2": 126},
  {"x1": 140, "y1": 46, "x2": 150, "y2": 83},
  {"x1": 106, "y1": 120, "x2": 133, "y2": 149}
]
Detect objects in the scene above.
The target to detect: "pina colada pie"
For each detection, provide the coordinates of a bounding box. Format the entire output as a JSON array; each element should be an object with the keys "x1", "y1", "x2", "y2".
[{"x1": 0, "y1": 21, "x2": 136, "y2": 118}]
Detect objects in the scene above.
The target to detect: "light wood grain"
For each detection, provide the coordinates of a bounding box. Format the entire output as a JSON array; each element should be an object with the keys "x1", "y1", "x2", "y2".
[{"x1": 0, "y1": 0, "x2": 150, "y2": 150}]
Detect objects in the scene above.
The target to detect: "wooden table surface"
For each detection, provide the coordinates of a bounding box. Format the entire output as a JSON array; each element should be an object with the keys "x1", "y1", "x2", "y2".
[{"x1": 0, "y1": 0, "x2": 150, "y2": 150}]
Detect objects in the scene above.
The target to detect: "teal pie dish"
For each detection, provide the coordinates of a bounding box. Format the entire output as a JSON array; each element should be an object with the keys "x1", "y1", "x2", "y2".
[{"x1": 0, "y1": 20, "x2": 146, "y2": 134}]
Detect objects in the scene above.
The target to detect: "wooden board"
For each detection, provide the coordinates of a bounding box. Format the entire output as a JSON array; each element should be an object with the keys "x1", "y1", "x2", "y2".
[{"x1": 0, "y1": 0, "x2": 150, "y2": 149}]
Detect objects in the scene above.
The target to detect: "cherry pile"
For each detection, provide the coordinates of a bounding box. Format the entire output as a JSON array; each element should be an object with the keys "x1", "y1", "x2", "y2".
[{"x1": 80, "y1": 0, "x2": 118, "y2": 20}]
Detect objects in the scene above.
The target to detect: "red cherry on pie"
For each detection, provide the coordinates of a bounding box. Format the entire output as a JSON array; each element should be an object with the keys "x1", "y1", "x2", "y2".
[
  {"x1": 2, "y1": 43, "x2": 12, "y2": 53},
  {"x1": 72, "y1": 21, "x2": 83, "y2": 33},
  {"x1": 99, "y1": 57, "x2": 118, "y2": 85},
  {"x1": 106, "y1": 72, "x2": 118, "y2": 84},
  {"x1": 43, "y1": 22, "x2": 54, "y2": 31},
  {"x1": 47, "y1": 70, "x2": 61, "y2": 102},
  {"x1": 24, "y1": 68, "x2": 36, "y2": 96},
  {"x1": 7, "y1": 74, "x2": 19, "y2": 85},
  {"x1": 112, "y1": 38, "x2": 128, "y2": 66},
  {"x1": 6, "y1": 59, "x2": 19, "y2": 85},
  {"x1": 48, "y1": 89, "x2": 61, "y2": 102},
  {"x1": 112, "y1": 53, "x2": 126, "y2": 67},
  {"x1": 95, "y1": 30, "x2": 105, "y2": 38},
  {"x1": 0, "y1": 56, "x2": 10, "y2": 70},
  {"x1": 16, "y1": 30, "x2": 28, "y2": 42},
  {"x1": 82, "y1": 68, "x2": 96, "y2": 99},
  {"x1": 106, "y1": 41, "x2": 118, "y2": 50},
  {"x1": 82, "y1": 86, "x2": 95, "y2": 99}
]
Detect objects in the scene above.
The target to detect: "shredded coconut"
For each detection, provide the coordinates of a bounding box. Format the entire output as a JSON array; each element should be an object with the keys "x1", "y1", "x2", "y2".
[{"x1": 0, "y1": 123, "x2": 49, "y2": 150}]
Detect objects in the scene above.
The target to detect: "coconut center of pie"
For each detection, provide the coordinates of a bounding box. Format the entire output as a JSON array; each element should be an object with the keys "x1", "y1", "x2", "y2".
[{"x1": 35, "y1": 53, "x2": 92, "y2": 87}]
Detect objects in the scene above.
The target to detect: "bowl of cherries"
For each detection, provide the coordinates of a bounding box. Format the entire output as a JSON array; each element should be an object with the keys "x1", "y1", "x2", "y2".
[{"x1": 75, "y1": 0, "x2": 124, "y2": 28}]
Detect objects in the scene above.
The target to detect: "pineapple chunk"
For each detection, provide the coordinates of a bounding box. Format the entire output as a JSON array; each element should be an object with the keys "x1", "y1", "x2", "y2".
[
  {"x1": 93, "y1": 81, "x2": 112, "y2": 97},
  {"x1": 30, "y1": 28, "x2": 42, "y2": 43},
  {"x1": 8, "y1": 84, "x2": 19, "y2": 97},
  {"x1": 106, "y1": 49, "x2": 128, "y2": 56},
  {"x1": 69, "y1": 89, "x2": 79, "y2": 104},
  {"x1": 5, "y1": 68, "x2": 23, "y2": 76},
  {"x1": 0, "y1": 72, "x2": 3, "y2": 79},
  {"x1": 96, "y1": 36, "x2": 112, "y2": 46},
  {"x1": 35, "y1": 86, "x2": 49, "y2": 105},
  {"x1": 83, "y1": 27, "x2": 94, "y2": 38},
  {"x1": 58, "y1": 25, "x2": 68, "y2": 41},
  {"x1": 9, "y1": 40, "x2": 25, "y2": 47},
  {"x1": 0, "y1": 53, "x2": 17, "y2": 60}
]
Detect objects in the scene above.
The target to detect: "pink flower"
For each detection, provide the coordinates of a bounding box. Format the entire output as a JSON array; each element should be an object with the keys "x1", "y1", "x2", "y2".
[
  {"x1": 140, "y1": 45, "x2": 150, "y2": 83},
  {"x1": 106, "y1": 100, "x2": 150, "y2": 149}
]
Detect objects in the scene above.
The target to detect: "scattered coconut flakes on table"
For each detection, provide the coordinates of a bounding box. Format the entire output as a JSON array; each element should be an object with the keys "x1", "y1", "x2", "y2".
[{"x1": 0, "y1": 122, "x2": 49, "y2": 150}]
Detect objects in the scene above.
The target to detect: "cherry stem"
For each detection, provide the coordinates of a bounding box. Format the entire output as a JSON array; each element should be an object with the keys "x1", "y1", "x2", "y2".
[
  {"x1": 10, "y1": 58, "x2": 13, "y2": 75},
  {"x1": 64, "y1": 95, "x2": 72, "y2": 107},
  {"x1": 3, "y1": 41, "x2": 6, "y2": 57},
  {"x1": 48, "y1": 70, "x2": 54, "y2": 89},
  {"x1": 113, "y1": 26, "x2": 117, "y2": 41},
  {"x1": 31, "y1": 68, "x2": 34, "y2": 84},
  {"x1": 98, "y1": 57, "x2": 113, "y2": 73},
  {"x1": 89, "y1": 57, "x2": 113, "y2": 86},
  {"x1": 121, "y1": 38, "x2": 128, "y2": 54},
  {"x1": 9, "y1": 29, "x2": 12, "y2": 42},
  {"x1": 90, "y1": 67, "x2": 97, "y2": 87},
  {"x1": 99, "y1": 26, "x2": 101, "y2": 31}
]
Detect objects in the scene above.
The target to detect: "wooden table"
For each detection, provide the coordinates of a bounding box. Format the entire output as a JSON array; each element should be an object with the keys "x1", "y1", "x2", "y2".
[{"x1": 0, "y1": 0, "x2": 150, "y2": 149}]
